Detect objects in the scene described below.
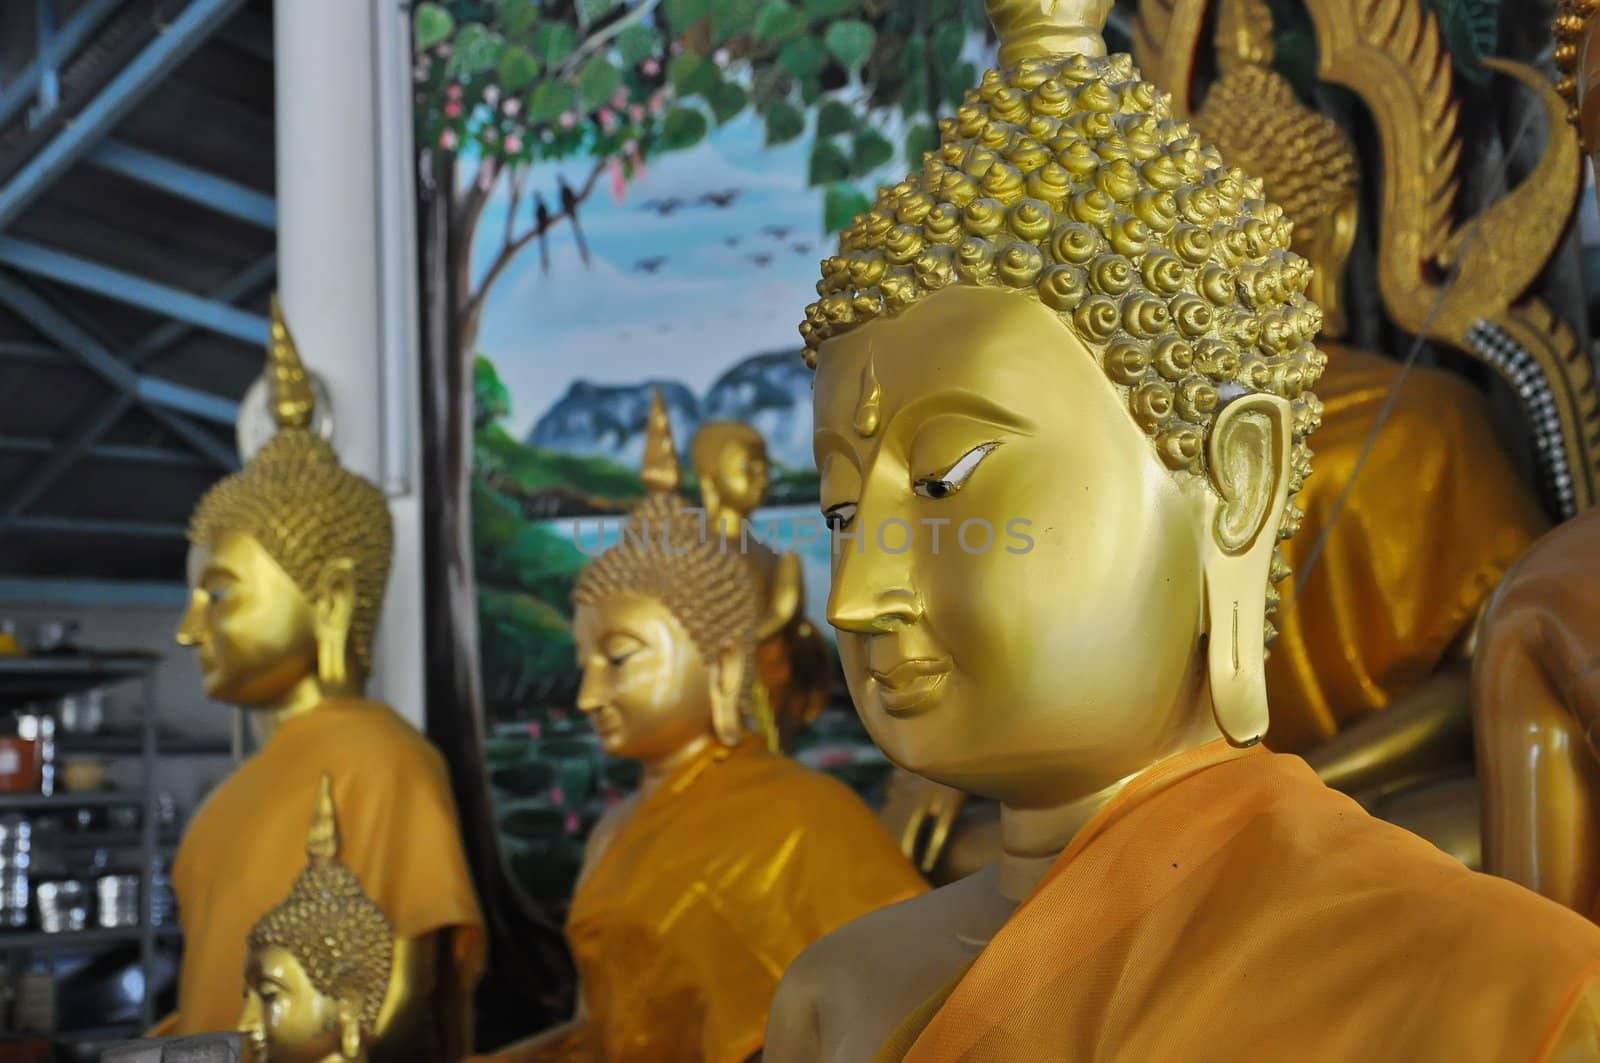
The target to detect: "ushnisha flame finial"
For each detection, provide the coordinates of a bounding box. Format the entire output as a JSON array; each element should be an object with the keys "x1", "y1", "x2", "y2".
[
  {"x1": 307, "y1": 772, "x2": 339, "y2": 867},
  {"x1": 985, "y1": 0, "x2": 1114, "y2": 65},
  {"x1": 640, "y1": 387, "x2": 682, "y2": 494},
  {"x1": 268, "y1": 294, "x2": 315, "y2": 431}
]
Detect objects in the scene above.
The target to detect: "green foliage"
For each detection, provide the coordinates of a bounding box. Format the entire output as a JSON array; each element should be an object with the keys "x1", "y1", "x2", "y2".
[
  {"x1": 755, "y1": 1, "x2": 810, "y2": 43},
  {"x1": 816, "y1": 98, "x2": 857, "y2": 136},
  {"x1": 473, "y1": 356, "x2": 511, "y2": 430},
  {"x1": 824, "y1": 20, "x2": 876, "y2": 71},
  {"x1": 809, "y1": 139, "x2": 852, "y2": 184},
  {"x1": 852, "y1": 129, "x2": 894, "y2": 175},
  {"x1": 414, "y1": 3, "x2": 454, "y2": 49},
  {"x1": 660, "y1": 106, "x2": 711, "y2": 149},
  {"x1": 764, "y1": 99, "x2": 805, "y2": 145},
  {"x1": 824, "y1": 184, "x2": 873, "y2": 233}
]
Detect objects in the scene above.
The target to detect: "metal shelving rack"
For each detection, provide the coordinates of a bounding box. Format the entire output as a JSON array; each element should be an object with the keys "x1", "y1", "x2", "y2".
[{"x1": 0, "y1": 653, "x2": 165, "y2": 1034}]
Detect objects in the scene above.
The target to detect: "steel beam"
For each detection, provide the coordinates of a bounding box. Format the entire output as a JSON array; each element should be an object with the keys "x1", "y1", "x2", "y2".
[
  {"x1": 10, "y1": 515, "x2": 188, "y2": 538},
  {"x1": 0, "y1": 0, "x2": 122, "y2": 130},
  {"x1": 0, "y1": 393, "x2": 134, "y2": 526},
  {"x1": 0, "y1": 340, "x2": 58, "y2": 362},
  {"x1": 0, "y1": 577, "x2": 189, "y2": 606},
  {"x1": 0, "y1": 237, "x2": 269, "y2": 344},
  {"x1": 128, "y1": 252, "x2": 275, "y2": 366},
  {"x1": 0, "y1": 0, "x2": 248, "y2": 232},
  {"x1": 0, "y1": 435, "x2": 209, "y2": 467},
  {"x1": 86, "y1": 140, "x2": 276, "y2": 228}
]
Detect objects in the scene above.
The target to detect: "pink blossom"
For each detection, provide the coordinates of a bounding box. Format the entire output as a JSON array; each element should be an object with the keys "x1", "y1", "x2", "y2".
[
  {"x1": 612, "y1": 88, "x2": 630, "y2": 109},
  {"x1": 564, "y1": 813, "x2": 582, "y2": 834},
  {"x1": 503, "y1": 97, "x2": 521, "y2": 116},
  {"x1": 446, "y1": 82, "x2": 462, "y2": 99},
  {"x1": 550, "y1": 786, "x2": 566, "y2": 804},
  {"x1": 608, "y1": 157, "x2": 626, "y2": 204},
  {"x1": 444, "y1": 100, "x2": 463, "y2": 118},
  {"x1": 599, "y1": 108, "x2": 618, "y2": 134},
  {"x1": 439, "y1": 129, "x2": 458, "y2": 150},
  {"x1": 551, "y1": 709, "x2": 567, "y2": 721},
  {"x1": 629, "y1": 103, "x2": 646, "y2": 122},
  {"x1": 504, "y1": 133, "x2": 524, "y2": 154},
  {"x1": 648, "y1": 92, "x2": 666, "y2": 116},
  {"x1": 525, "y1": 721, "x2": 541, "y2": 738},
  {"x1": 642, "y1": 58, "x2": 661, "y2": 77},
  {"x1": 559, "y1": 111, "x2": 578, "y2": 130}
]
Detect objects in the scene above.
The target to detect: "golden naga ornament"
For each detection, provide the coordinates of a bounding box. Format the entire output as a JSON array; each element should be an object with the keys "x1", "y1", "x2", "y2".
[
  {"x1": 766, "y1": 2, "x2": 1600, "y2": 1059},
  {"x1": 239, "y1": 775, "x2": 395, "y2": 1063},
  {"x1": 691, "y1": 417, "x2": 830, "y2": 753},
  {"x1": 163, "y1": 297, "x2": 484, "y2": 1052},
  {"x1": 479, "y1": 392, "x2": 924, "y2": 1063}
]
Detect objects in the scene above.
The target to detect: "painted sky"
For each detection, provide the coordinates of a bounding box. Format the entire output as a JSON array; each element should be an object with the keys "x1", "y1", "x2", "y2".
[{"x1": 473, "y1": 112, "x2": 844, "y2": 441}]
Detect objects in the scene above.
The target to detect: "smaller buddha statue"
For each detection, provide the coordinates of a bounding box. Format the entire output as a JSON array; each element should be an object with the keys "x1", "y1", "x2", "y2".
[
  {"x1": 764, "y1": 1, "x2": 1600, "y2": 1058},
  {"x1": 481, "y1": 398, "x2": 925, "y2": 1063},
  {"x1": 161, "y1": 297, "x2": 484, "y2": 1054},
  {"x1": 691, "y1": 418, "x2": 830, "y2": 751},
  {"x1": 239, "y1": 775, "x2": 394, "y2": 1063}
]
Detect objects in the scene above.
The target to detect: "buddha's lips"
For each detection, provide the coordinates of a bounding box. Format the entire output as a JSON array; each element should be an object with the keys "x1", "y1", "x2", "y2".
[{"x1": 870, "y1": 657, "x2": 954, "y2": 690}]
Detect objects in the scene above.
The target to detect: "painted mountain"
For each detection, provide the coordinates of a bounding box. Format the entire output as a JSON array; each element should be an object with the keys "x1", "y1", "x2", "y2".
[{"x1": 520, "y1": 349, "x2": 819, "y2": 515}]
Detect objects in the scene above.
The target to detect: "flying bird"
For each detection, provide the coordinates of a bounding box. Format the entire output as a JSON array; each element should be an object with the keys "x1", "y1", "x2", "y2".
[
  {"x1": 792, "y1": 243, "x2": 813, "y2": 254},
  {"x1": 699, "y1": 189, "x2": 741, "y2": 208},
  {"x1": 762, "y1": 225, "x2": 793, "y2": 241},
  {"x1": 634, "y1": 257, "x2": 668, "y2": 274},
  {"x1": 642, "y1": 197, "x2": 685, "y2": 215},
  {"x1": 748, "y1": 252, "x2": 773, "y2": 267},
  {"x1": 724, "y1": 235, "x2": 741, "y2": 248}
]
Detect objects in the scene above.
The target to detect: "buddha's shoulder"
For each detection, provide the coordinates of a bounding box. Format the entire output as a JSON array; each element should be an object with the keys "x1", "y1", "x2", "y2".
[
  {"x1": 735, "y1": 751, "x2": 879, "y2": 817},
  {"x1": 290, "y1": 699, "x2": 447, "y2": 764}
]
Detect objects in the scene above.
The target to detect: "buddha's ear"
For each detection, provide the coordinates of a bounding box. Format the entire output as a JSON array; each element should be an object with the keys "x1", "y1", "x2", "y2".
[
  {"x1": 708, "y1": 644, "x2": 745, "y2": 748},
  {"x1": 1201, "y1": 393, "x2": 1292, "y2": 747},
  {"x1": 313, "y1": 558, "x2": 357, "y2": 692},
  {"x1": 336, "y1": 998, "x2": 363, "y2": 1060}
]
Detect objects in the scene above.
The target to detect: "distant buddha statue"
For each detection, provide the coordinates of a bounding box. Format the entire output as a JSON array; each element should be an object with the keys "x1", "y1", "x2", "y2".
[
  {"x1": 238, "y1": 775, "x2": 397, "y2": 1063},
  {"x1": 160, "y1": 298, "x2": 484, "y2": 1054},
  {"x1": 691, "y1": 420, "x2": 830, "y2": 752},
  {"x1": 480, "y1": 392, "x2": 924, "y2": 1063},
  {"x1": 762, "y1": 2, "x2": 1600, "y2": 1057}
]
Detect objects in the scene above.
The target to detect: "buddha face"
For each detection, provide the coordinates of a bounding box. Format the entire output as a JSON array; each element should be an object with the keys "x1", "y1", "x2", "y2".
[
  {"x1": 574, "y1": 591, "x2": 719, "y2": 762},
  {"x1": 178, "y1": 530, "x2": 318, "y2": 707},
  {"x1": 696, "y1": 428, "x2": 770, "y2": 515},
  {"x1": 815, "y1": 286, "x2": 1223, "y2": 806},
  {"x1": 239, "y1": 943, "x2": 360, "y2": 1062}
]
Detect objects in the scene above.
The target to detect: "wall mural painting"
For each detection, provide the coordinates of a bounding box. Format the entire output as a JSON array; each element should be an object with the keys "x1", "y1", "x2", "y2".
[{"x1": 415, "y1": 0, "x2": 998, "y2": 912}]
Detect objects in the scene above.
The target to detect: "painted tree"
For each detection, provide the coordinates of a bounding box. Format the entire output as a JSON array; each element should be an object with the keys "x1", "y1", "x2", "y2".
[{"x1": 413, "y1": 0, "x2": 994, "y2": 356}]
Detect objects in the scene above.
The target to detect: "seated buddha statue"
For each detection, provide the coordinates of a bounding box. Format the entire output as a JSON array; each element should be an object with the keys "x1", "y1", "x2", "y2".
[
  {"x1": 1179, "y1": 0, "x2": 1549, "y2": 853},
  {"x1": 480, "y1": 398, "x2": 925, "y2": 1062},
  {"x1": 691, "y1": 420, "x2": 830, "y2": 751},
  {"x1": 238, "y1": 775, "x2": 397, "y2": 1063},
  {"x1": 763, "y1": 2, "x2": 1600, "y2": 1057},
  {"x1": 160, "y1": 299, "x2": 484, "y2": 1053},
  {"x1": 1471, "y1": 3, "x2": 1600, "y2": 923}
]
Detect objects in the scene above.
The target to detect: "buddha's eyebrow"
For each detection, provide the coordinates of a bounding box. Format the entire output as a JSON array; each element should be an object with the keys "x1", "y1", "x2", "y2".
[{"x1": 889, "y1": 390, "x2": 1038, "y2": 436}]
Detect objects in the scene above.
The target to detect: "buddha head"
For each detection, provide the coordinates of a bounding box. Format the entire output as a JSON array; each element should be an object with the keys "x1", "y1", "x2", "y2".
[
  {"x1": 239, "y1": 775, "x2": 394, "y2": 1063},
  {"x1": 692, "y1": 421, "x2": 771, "y2": 522},
  {"x1": 177, "y1": 298, "x2": 393, "y2": 707},
  {"x1": 804, "y1": 0, "x2": 1324, "y2": 806},
  {"x1": 573, "y1": 392, "x2": 761, "y2": 761},
  {"x1": 1188, "y1": 0, "x2": 1359, "y2": 338}
]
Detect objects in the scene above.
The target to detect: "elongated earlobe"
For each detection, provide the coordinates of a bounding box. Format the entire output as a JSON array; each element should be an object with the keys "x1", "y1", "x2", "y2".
[
  {"x1": 1203, "y1": 396, "x2": 1291, "y2": 747},
  {"x1": 709, "y1": 644, "x2": 746, "y2": 748},
  {"x1": 314, "y1": 558, "x2": 357, "y2": 694}
]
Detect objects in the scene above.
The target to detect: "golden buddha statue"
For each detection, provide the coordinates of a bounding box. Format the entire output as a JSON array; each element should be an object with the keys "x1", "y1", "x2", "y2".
[
  {"x1": 1469, "y1": 5, "x2": 1600, "y2": 925},
  {"x1": 239, "y1": 775, "x2": 395, "y2": 1063},
  {"x1": 691, "y1": 419, "x2": 830, "y2": 751},
  {"x1": 480, "y1": 395, "x2": 924, "y2": 1063},
  {"x1": 160, "y1": 298, "x2": 484, "y2": 1053},
  {"x1": 763, "y1": 2, "x2": 1600, "y2": 1057},
  {"x1": 1125, "y1": 0, "x2": 1559, "y2": 859}
]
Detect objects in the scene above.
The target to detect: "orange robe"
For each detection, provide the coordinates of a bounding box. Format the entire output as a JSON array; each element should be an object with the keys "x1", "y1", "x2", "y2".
[
  {"x1": 898, "y1": 741, "x2": 1600, "y2": 1062},
  {"x1": 170, "y1": 698, "x2": 485, "y2": 1035},
  {"x1": 1266, "y1": 347, "x2": 1547, "y2": 753},
  {"x1": 505, "y1": 738, "x2": 926, "y2": 1063}
]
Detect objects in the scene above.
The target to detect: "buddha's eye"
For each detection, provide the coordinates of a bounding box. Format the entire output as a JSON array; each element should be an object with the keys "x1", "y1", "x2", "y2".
[
  {"x1": 823, "y1": 502, "x2": 858, "y2": 531},
  {"x1": 913, "y1": 442, "x2": 999, "y2": 500}
]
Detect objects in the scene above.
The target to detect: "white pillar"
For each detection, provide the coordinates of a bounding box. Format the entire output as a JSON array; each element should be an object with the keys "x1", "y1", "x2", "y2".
[{"x1": 274, "y1": 0, "x2": 425, "y2": 728}]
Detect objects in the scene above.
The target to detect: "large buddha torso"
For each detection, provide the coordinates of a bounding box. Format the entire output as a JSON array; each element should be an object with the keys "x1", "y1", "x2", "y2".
[{"x1": 172, "y1": 699, "x2": 483, "y2": 1035}]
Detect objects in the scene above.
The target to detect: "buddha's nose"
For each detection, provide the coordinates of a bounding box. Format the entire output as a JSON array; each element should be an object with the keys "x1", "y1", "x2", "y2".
[{"x1": 576, "y1": 664, "x2": 609, "y2": 714}]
